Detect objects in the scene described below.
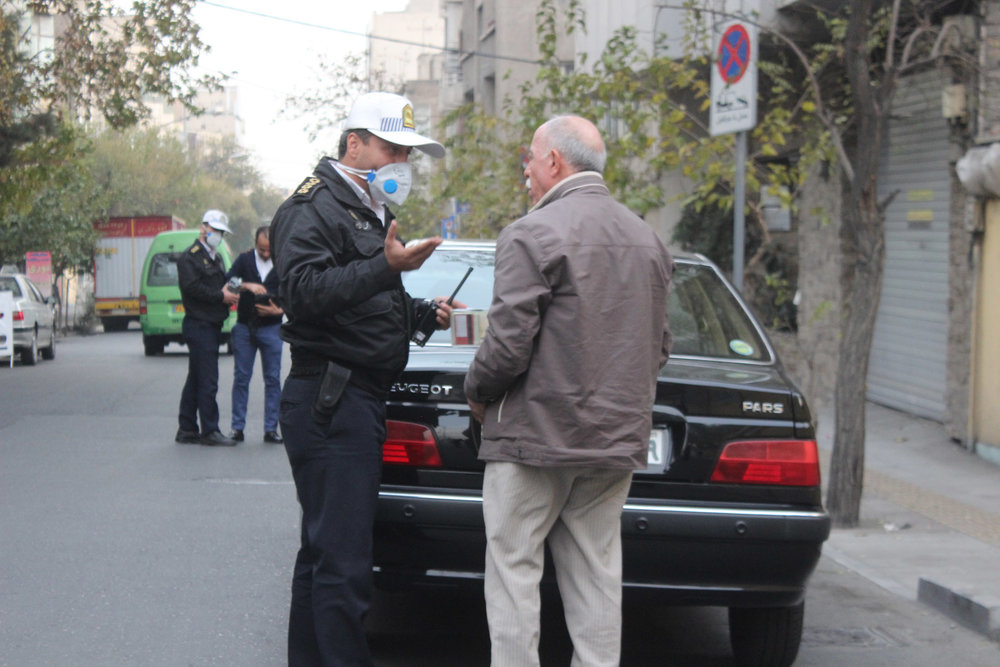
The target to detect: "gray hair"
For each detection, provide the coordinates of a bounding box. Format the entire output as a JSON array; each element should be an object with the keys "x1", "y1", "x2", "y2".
[{"x1": 540, "y1": 115, "x2": 606, "y2": 174}]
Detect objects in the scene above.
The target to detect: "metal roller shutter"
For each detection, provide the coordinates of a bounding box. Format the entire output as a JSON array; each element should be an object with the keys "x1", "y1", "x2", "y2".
[{"x1": 869, "y1": 70, "x2": 951, "y2": 420}]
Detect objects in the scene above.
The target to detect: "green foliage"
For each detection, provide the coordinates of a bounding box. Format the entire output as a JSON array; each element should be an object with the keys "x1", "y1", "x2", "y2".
[
  {"x1": 0, "y1": 123, "x2": 102, "y2": 272},
  {"x1": 427, "y1": 0, "x2": 823, "y2": 249},
  {"x1": 0, "y1": 0, "x2": 219, "y2": 269},
  {"x1": 82, "y1": 127, "x2": 285, "y2": 254},
  {"x1": 16, "y1": 0, "x2": 219, "y2": 128},
  {"x1": 673, "y1": 193, "x2": 757, "y2": 272},
  {"x1": 0, "y1": 10, "x2": 55, "y2": 170},
  {"x1": 83, "y1": 127, "x2": 199, "y2": 219}
]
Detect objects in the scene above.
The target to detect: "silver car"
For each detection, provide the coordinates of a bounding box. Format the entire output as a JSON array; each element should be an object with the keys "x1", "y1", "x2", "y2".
[{"x1": 0, "y1": 269, "x2": 56, "y2": 365}]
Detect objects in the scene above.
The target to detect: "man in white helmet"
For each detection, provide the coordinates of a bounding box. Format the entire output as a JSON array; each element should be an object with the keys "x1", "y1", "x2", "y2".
[
  {"x1": 270, "y1": 92, "x2": 462, "y2": 666},
  {"x1": 175, "y1": 210, "x2": 240, "y2": 447}
]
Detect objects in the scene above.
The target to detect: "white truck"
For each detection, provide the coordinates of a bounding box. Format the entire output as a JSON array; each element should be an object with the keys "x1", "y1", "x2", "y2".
[{"x1": 93, "y1": 216, "x2": 185, "y2": 332}]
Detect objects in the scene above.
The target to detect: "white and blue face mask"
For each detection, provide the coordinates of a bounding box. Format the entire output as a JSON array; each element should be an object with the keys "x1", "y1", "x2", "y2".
[
  {"x1": 340, "y1": 162, "x2": 412, "y2": 207},
  {"x1": 204, "y1": 228, "x2": 224, "y2": 249}
]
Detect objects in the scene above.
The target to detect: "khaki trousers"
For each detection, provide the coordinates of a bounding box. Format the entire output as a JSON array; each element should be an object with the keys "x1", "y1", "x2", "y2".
[{"x1": 482, "y1": 461, "x2": 633, "y2": 667}]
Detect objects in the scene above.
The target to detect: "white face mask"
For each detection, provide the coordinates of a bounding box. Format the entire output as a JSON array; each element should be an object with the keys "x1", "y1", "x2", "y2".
[
  {"x1": 205, "y1": 230, "x2": 223, "y2": 249},
  {"x1": 341, "y1": 162, "x2": 412, "y2": 207}
]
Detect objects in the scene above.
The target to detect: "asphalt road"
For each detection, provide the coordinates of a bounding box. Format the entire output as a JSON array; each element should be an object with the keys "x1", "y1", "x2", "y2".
[{"x1": 1, "y1": 330, "x2": 997, "y2": 665}]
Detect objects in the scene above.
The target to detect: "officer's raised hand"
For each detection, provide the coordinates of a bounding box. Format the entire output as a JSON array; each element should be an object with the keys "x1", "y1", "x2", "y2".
[{"x1": 384, "y1": 220, "x2": 441, "y2": 272}]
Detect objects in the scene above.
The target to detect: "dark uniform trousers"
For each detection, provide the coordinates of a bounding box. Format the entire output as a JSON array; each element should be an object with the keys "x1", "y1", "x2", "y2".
[
  {"x1": 178, "y1": 316, "x2": 223, "y2": 434},
  {"x1": 280, "y1": 375, "x2": 386, "y2": 667}
]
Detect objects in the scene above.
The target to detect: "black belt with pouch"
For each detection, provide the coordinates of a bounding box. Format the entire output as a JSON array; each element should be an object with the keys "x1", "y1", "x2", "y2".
[
  {"x1": 290, "y1": 358, "x2": 394, "y2": 415},
  {"x1": 310, "y1": 361, "x2": 352, "y2": 422}
]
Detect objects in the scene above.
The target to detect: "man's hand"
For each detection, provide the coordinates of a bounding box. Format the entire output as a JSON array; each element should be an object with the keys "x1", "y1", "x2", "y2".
[
  {"x1": 384, "y1": 221, "x2": 442, "y2": 272},
  {"x1": 431, "y1": 297, "x2": 467, "y2": 329},
  {"x1": 222, "y1": 288, "x2": 239, "y2": 306},
  {"x1": 242, "y1": 282, "x2": 267, "y2": 295},
  {"x1": 468, "y1": 399, "x2": 486, "y2": 424},
  {"x1": 255, "y1": 299, "x2": 283, "y2": 318}
]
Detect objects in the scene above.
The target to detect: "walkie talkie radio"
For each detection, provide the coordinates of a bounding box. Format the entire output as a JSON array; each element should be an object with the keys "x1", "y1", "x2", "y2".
[{"x1": 411, "y1": 267, "x2": 473, "y2": 346}]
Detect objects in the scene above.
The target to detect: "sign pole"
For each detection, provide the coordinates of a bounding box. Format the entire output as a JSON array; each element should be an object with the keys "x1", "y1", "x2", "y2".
[
  {"x1": 733, "y1": 131, "x2": 746, "y2": 293},
  {"x1": 709, "y1": 18, "x2": 757, "y2": 294}
]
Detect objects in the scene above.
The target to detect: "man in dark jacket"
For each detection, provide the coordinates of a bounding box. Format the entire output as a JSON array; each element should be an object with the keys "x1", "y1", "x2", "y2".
[
  {"x1": 175, "y1": 209, "x2": 240, "y2": 447},
  {"x1": 225, "y1": 225, "x2": 284, "y2": 444},
  {"x1": 270, "y1": 91, "x2": 463, "y2": 666},
  {"x1": 465, "y1": 116, "x2": 674, "y2": 666}
]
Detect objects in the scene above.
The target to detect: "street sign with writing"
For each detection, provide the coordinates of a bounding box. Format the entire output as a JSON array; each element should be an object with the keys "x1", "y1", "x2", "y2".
[{"x1": 710, "y1": 20, "x2": 758, "y2": 136}]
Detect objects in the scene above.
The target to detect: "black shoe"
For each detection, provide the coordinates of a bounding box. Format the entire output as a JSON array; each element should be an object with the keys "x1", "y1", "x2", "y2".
[
  {"x1": 229, "y1": 429, "x2": 244, "y2": 442},
  {"x1": 201, "y1": 431, "x2": 237, "y2": 447},
  {"x1": 263, "y1": 431, "x2": 284, "y2": 444},
  {"x1": 175, "y1": 429, "x2": 200, "y2": 444}
]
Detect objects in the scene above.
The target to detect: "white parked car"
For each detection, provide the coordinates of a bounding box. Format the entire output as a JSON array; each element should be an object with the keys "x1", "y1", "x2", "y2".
[{"x1": 0, "y1": 268, "x2": 56, "y2": 365}]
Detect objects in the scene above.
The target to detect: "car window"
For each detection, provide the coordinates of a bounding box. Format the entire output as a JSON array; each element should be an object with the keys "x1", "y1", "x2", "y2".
[
  {"x1": 26, "y1": 281, "x2": 45, "y2": 303},
  {"x1": 668, "y1": 263, "x2": 769, "y2": 361},
  {"x1": 0, "y1": 276, "x2": 23, "y2": 297},
  {"x1": 400, "y1": 247, "x2": 495, "y2": 345},
  {"x1": 147, "y1": 253, "x2": 180, "y2": 287},
  {"x1": 401, "y1": 248, "x2": 495, "y2": 310},
  {"x1": 400, "y1": 247, "x2": 770, "y2": 361}
]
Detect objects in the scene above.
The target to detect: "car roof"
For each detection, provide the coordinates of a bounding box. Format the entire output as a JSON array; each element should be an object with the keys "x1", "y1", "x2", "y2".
[{"x1": 436, "y1": 239, "x2": 709, "y2": 265}]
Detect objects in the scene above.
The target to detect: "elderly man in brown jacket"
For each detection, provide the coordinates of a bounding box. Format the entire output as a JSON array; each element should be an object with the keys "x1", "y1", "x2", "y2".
[{"x1": 465, "y1": 115, "x2": 674, "y2": 667}]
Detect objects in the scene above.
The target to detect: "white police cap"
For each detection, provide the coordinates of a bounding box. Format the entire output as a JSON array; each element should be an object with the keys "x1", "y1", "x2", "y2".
[
  {"x1": 201, "y1": 209, "x2": 231, "y2": 233},
  {"x1": 343, "y1": 92, "x2": 444, "y2": 158}
]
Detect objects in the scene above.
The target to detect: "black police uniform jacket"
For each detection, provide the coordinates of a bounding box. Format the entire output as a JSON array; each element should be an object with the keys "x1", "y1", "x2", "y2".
[
  {"x1": 270, "y1": 157, "x2": 433, "y2": 380},
  {"x1": 177, "y1": 240, "x2": 231, "y2": 325}
]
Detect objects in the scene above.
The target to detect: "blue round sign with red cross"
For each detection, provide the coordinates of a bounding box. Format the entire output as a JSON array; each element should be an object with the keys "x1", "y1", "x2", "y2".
[{"x1": 717, "y1": 24, "x2": 751, "y2": 84}]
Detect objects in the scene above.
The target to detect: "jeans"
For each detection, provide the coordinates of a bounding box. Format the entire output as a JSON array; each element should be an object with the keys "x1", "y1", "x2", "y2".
[
  {"x1": 178, "y1": 316, "x2": 223, "y2": 434},
  {"x1": 230, "y1": 321, "x2": 282, "y2": 432},
  {"x1": 280, "y1": 377, "x2": 386, "y2": 666}
]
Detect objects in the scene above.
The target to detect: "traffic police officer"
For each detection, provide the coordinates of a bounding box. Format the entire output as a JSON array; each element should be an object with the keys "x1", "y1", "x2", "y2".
[
  {"x1": 270, "y1": 92, "x2": 462, "y2": 666},
  {"x1": 175, "y1": 209, "x2": 240, "y2": 446}
]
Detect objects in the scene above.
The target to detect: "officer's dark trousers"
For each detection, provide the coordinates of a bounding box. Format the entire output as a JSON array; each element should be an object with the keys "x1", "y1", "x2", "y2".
[
  {"x1": 178, "y1": 317, "x2": 222, "y2": 434},
  {"x1": 280, "y1": 377, "x2": 386, "y2": 667}
]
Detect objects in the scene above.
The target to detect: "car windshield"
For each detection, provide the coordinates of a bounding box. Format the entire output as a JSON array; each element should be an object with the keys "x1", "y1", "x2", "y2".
[
  {"x1": 400, "y1": 246, "x2": 769, "y2": 361},
  {"x1": 401, "y1": 246, "x2": 496, "y2": 309},
  {"x1": 147, "y1": 253, "x2": 180, "y2": 287},
  {"x1": 0, "y1": 276, "x2": 23, "y2": 297}
]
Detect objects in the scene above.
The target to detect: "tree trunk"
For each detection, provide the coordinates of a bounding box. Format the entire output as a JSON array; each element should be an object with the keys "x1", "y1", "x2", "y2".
[
  {"x1": 827, "y1": 196, "x2": 885, "y2": 526},
  {"x1": 825, "y1": 0, "x2": 896, "y2": 528}
]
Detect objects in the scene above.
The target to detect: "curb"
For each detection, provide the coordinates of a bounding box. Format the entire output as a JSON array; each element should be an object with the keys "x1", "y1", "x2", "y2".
[{"x1": 917, "y1": 578, "x2": 1000, "y2": 642}]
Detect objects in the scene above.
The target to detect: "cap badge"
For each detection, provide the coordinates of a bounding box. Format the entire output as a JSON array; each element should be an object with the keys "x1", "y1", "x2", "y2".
[{"x1": 402, "y1": 104, "x2": 414, "y2": 130}]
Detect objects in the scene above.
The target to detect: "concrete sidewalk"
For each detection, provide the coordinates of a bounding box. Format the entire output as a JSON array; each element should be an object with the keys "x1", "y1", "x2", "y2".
[{"x1": 817, "y1": 402, "x2": 1000, "y2": 642}]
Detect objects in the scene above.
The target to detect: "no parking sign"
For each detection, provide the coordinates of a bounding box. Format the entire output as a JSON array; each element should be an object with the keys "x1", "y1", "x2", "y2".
[{"x1": 710, "y1": 19, "x2": 758, "y2": 136}]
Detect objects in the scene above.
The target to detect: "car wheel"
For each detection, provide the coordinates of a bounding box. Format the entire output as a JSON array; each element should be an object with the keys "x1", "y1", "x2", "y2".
[
  {"x1": 143, "y1": 336, "x2": 164, "y2": 356},
  {"x1": 728, "y1": 601, "x2": 804, "y2": 667},
  {"x1": 41, "y1": 330, "x2": 55, "y2": 360},
  {"x1": 21, "y1": 332, "x2": 39, "y2": 366}
]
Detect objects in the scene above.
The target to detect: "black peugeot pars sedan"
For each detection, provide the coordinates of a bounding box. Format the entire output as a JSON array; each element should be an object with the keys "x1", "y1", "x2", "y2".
[{"x1": 374, "y1": 240, "x2": 830, "y2": 666}]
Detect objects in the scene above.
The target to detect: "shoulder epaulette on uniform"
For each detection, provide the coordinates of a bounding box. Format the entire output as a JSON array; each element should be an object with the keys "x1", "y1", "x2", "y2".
[
  {"x1": 189, "y1": 244, "x2": 201, "y2": 253},
  {"x1": 292, "y1": 176, "x2": 325, "y2": 201}
]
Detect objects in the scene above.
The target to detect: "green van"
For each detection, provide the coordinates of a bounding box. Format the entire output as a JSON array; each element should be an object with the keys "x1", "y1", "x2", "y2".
[{"x1": 138, "y1": 229, "x2": 237, "y2": 356}]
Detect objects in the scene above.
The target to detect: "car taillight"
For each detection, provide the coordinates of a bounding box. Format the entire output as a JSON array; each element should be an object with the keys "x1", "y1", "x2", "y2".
[
  {"x1": 383, "y1": 420, "x2": 442, "y2": 467},
  {"x1": 13, "y1": 310, "x2": 24, "y2": 321},
  {"x1": 710, "y1": 440, "x2": 820, "y2": 486},
  {"x1": 139, "y1": 295, "x2": 147, "y2": 315}
]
